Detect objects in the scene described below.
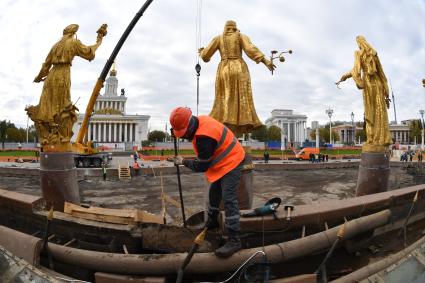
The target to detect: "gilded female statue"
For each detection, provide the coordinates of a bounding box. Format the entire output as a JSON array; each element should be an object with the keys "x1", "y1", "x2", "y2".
[
  {"x1": 199, "y1": 20, "x2": 275, "y2": 135},
  {"x1": 337, "y1": 36, "x2": 392, "y2": 152},
  {"x1": 27, "y1": 23, "x2": 107, "y2": 146}
]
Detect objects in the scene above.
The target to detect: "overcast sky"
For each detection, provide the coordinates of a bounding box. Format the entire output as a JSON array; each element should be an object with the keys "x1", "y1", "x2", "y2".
[{"x1": 0, "y1": 0, "x2": 424, "y2": 131}]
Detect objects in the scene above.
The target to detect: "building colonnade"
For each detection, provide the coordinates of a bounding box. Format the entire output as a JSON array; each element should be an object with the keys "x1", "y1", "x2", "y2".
[
  {"x1": 277, "y1": 120, "x2": 308, "y2": 143},
  {"x1": 94, "y1": 100, "x2": 125, "y2": 112},
  {"x1": 391, "y1": 130, "x2": 410, "y2": 144},
  {"x1": 84, "y1": 121, "x2": 137, "y2": 143}
]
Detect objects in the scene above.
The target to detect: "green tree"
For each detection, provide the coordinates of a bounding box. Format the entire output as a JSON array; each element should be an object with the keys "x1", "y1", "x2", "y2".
[
  {"x1": 355, "y1": 129, "x2": 366, "y2": 143},
  {"x1": 267, "y1": 125, "x2": 281, "y2": 141},
  {"x1": 310, "y1": 127, "x2": 339, "y2": 143},
  {"x1": 0, "y1": 120, "x2": 14, "y2": 148},
  {"x1": 6, "y1": 127, "x2": 21, "y2": 142},
  {"x1": 148, "y1": 130, "x2": 166, "y2": 142},
  {"x1": 409, "y1": 119, "x2": 422, "y2": 143},
  {"x1": 142, "y1": 140, "x2": 151, "y2": 147},
  {"x1": 251, "y1": 125, "x2": 268, "y2": 142}
]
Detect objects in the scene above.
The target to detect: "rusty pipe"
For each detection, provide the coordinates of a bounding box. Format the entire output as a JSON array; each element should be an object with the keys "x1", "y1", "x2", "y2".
[
  {"x1": 47, "y1": 210, "x2": 390, "y2": 275},
  {"x1": 237, "y1": 185, "x2": 424, "y2": 232},
  {"x1": 331, "y1": 234, "x2": 425, "y2": 283}
]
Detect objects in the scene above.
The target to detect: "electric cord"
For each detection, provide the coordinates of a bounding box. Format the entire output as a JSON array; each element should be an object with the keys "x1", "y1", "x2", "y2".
[{"x1": 199, "y1": 250, "x2": 266, "y2": 283}]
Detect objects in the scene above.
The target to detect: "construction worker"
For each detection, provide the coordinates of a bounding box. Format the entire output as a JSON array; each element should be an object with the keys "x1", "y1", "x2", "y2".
[{"x1": 169, "y1": 107, "x2": 245, "y2": 258}]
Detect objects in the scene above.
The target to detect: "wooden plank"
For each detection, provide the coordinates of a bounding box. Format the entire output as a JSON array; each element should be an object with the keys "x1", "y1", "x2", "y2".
[
  {"x1": 95, "y1": 272, "x2": 165, "y2": 283},
  {"x1": 270, "y1": 274, "x2": 317, "y2": 283},
  {"x1": 0, "y1": 188, "x2": 44, "y2": 211},
  {"x1": 64, "y1": 202, "x2": 163, "y2": 225}
]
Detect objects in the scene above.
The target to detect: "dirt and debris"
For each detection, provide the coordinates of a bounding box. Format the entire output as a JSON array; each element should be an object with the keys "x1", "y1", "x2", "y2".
[{"x1": 0, "y1": 166, "x2": 421, "y2": 219}]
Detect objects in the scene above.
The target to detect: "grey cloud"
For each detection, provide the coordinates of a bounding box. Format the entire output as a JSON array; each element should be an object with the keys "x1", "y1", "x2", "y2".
[{"x1": 0, "y1": 0, "x2": 424, "y2": 130}]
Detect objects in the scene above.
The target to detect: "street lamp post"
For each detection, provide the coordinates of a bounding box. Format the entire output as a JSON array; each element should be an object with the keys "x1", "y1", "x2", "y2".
[
  {"x1": 351, "y1": 112, "x2": 355, "y2": 145},
  {"x1": 419, "y1": 109, "x2": 425, "y2": 150},
  {"x1": 326, "y1": 107, "x2": 333, "y2": 145}
]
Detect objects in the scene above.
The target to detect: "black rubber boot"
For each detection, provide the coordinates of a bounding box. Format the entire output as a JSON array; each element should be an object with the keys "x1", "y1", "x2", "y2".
[
  {"x1": 204, "y1": 216, "x2": 219, "y2": 230},
  {"x1": 204, "y1": 211, "x2": 219, "y2": 230},
  {"x1": 214, "y1": 233, "x2": 242, "y2": 258}
]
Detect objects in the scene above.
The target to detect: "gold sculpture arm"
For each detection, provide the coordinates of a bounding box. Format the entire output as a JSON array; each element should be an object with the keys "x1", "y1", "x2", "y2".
[
  {"x1": 199, "y1": 36, "x2": 220, "y2": 62},
  {"x1": 240, "y1": 34, "x2": 264, "y2": 63},
  {"x1": 75, "y1": 24, "x2": 107, "y2": 62},
  {"x1": 336, "y1": 52, "x2": 364, "y2": 89},
  {"x1": 340, "y1": 72, "x2": 353, "y2": 82},
  {"x1": 241, "y1": 34, "x2": 274, "y2": 72},
  {"x1": 335, "y1": 72, "x2": 352, "y2": 88},
  {"x1": 34, "y1": 52, "x2": 53, "y2": 83},
  {"x1": 75, "y1": 24, "x2": 108, "y2": 144},
  {"x1": 351, "y1": 51, "x2": 364, "y2": 89},
  {"x1": 261, "y1": 58, "x2": 276, "y2": 72}
]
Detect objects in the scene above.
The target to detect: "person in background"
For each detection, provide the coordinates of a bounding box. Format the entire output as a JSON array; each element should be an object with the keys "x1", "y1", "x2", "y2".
[
  {"x1": 264, "y1": 151, "x2": 270, "y2": 164},
  {"x1": 101, "y1": 162, "x2": 107, "y2": 181},
  {"x1": 133, "y1": 161, "x2": 140, "y2": 169}
]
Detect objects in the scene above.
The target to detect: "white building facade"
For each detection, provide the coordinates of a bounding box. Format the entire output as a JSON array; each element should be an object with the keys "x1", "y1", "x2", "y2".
[
  {"x1": 265, "y1": 109, "x2": 308, "y2": 148},
  {"x1": 71, "y1": 69, "x2": 150, "y2": 150},
  {"x1": 390, "y1": 123, "x2": 410, "y2": 144}
]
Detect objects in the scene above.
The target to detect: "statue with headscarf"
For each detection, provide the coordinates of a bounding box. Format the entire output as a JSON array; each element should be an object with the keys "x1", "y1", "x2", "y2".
[
  {"x1": 26, "y1": 23, "x2": 107, "y2": 148},
  {"x1": 199, "y1": 20, "x2": 275, "y2": 135},
  {"x1": 337, "y1": 36, "x2": 392, "y2": 152}
]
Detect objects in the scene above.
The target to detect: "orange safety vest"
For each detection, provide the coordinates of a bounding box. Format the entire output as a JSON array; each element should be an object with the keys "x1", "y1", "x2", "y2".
[{"x1": 193, "y1": 116, "x2": 245, "y2": 183}]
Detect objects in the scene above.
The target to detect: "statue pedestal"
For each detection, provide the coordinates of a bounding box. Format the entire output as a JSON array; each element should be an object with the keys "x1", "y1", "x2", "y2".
[
  {"x1": 40, "y1": 152, "x2": 80, "y2": 211},
  {"x1": 355, "y1": 152, "x2": 390, "y2": 196}
]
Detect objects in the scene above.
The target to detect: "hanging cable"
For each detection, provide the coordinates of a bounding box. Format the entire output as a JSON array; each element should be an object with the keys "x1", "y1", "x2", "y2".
[{"x1": 195, "y1": 0, "x2": 203, "y2": 116}]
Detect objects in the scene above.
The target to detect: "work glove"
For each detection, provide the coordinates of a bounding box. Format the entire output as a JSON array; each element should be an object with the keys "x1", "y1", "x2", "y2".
[{"x1": 167, "y1": 156, "x2": 183, "y2": 166}]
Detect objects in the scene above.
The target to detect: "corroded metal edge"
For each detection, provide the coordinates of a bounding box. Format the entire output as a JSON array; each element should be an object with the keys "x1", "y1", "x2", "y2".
[{"x1": 0, "y1": 244, "x2": 61, "y2": 283}]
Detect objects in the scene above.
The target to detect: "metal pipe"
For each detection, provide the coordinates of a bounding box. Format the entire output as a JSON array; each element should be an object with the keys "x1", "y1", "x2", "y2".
[
  {"x1": 76, "y1": 0, "x2": 154, "y2": 144},
  {"x1": 238, "y1": 185, "x2": 423, "y2": 232},
  {"x1": 331, "y1": 234, "x2": 425, "y2": 283},
  {"x1": 47, "y1": 210, "x2": 390, "y2": 275}
]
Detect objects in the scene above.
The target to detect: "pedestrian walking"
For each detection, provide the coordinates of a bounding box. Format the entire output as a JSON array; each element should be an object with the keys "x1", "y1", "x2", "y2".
[{"x1": 101, "y1": 162, "x2": 107, "y2": 181}]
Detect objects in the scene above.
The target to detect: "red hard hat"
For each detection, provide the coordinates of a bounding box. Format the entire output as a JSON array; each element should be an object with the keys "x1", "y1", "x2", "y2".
[{"x1": 169, "y1": 107, "x2": 192, "y2": 138}]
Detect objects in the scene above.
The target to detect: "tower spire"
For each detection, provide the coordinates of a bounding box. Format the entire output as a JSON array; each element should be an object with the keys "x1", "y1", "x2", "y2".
[{"x1": 110, "y1": 61, "x2": 117, "y2": 76}]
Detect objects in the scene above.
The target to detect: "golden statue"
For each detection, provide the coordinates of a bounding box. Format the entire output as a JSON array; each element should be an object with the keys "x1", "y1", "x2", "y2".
[
  {"x1": 199, "y1": 20, "x2": 275, "y2": 135},
  {"x1": 26, "y1": 23, "x2": 107, "y2": 149},
  {"x1": 337, "y1": 36, "x2": 392, "y2": 152}
]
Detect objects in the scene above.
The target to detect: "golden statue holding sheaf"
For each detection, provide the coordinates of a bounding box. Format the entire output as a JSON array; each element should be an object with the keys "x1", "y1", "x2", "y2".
[
  {"x1": 199, "y1": 20, "x2": 275, "y2": 135},
  {"x1": 337, "y1": 36, "x2": 392, "y2": 152},
  {"x1": 26, "y1": 23, "x2": 107, "y2": 149}
]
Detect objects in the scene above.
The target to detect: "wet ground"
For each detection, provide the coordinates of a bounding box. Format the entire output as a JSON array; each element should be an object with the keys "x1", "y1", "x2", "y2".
[{"x1": 1, "y1": 164, "x2": 424, "y2": 223}]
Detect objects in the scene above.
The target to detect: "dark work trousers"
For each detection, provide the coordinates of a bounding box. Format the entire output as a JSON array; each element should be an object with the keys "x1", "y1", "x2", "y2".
[{"x1": 207, "y1": 161, "x2": 243, "y2": 234}]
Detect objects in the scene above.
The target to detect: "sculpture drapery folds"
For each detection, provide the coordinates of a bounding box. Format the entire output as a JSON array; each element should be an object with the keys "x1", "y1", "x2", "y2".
[
  {"x1": 338, "y1": 36, "x2": 392, "y2": 152},
  {"x1": 26, "y1": 24, "x2": 107, "y2": 148},
  {"x1": 200, "y1": 21, "x2": 274, "y2": 135}
]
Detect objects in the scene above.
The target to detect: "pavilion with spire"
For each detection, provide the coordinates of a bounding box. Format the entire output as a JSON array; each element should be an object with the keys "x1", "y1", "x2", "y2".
[{"x1": 71, "y1": 66, "x2": 150, "y2": 150}]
